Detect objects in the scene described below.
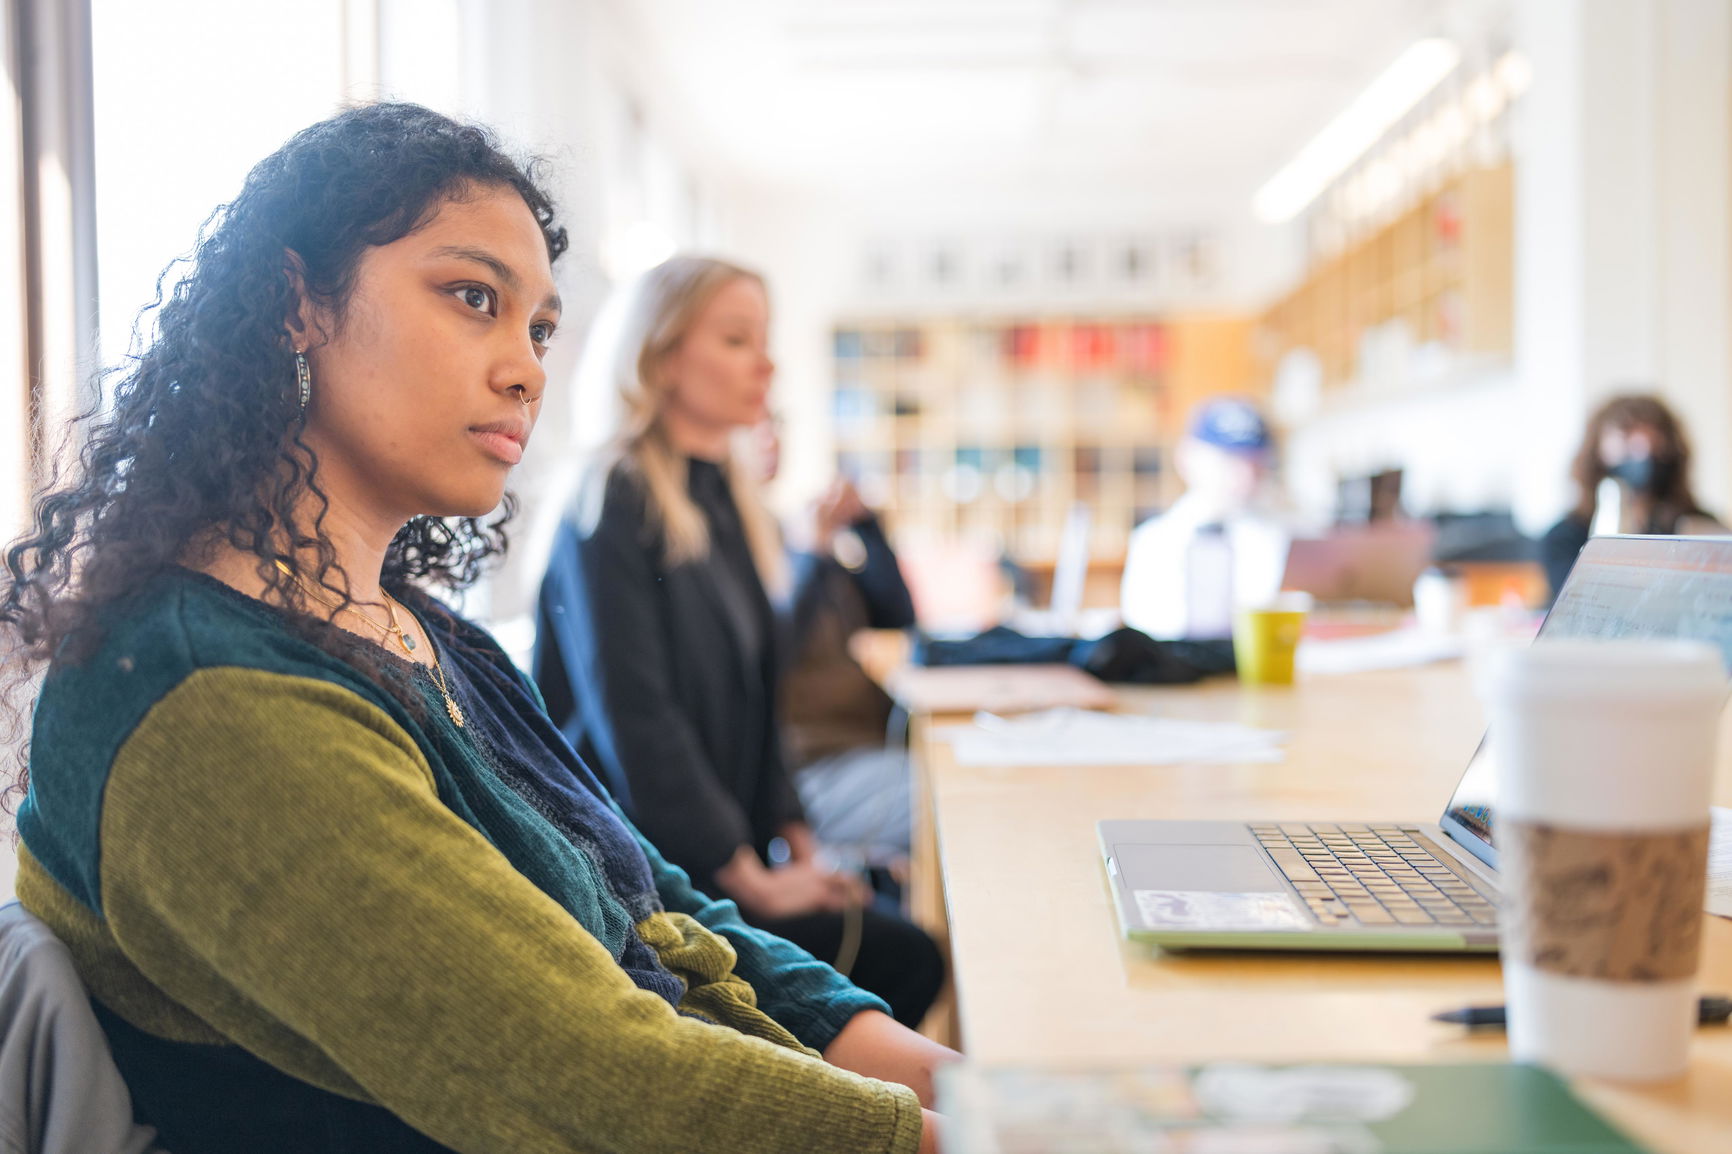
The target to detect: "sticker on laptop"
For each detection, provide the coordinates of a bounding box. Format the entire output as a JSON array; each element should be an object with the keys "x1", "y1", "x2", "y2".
[{"x1": 1134, "y1": 890, "x2": 1311, "y2": 930}]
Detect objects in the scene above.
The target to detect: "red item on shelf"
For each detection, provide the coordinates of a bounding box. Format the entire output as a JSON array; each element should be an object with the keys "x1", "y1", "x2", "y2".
[
  {"x1": 1006, "y1": 323, "x2": 1040, "y2": 366},
  {"x1": 1071, "y1": 324, "x2": 1115, "y2": 370},
  {"x1": 1123, "y1": 323, "x2": 1167, "y2": 375},
  {"x1": 1434, "y1": 194, "x2": 1463, "y2": 245}
]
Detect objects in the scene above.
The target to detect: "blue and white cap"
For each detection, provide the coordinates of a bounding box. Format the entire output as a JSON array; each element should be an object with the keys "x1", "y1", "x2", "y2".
[{"x1": 1188, "y1": 398, "x2": 1272, "y2": 454}]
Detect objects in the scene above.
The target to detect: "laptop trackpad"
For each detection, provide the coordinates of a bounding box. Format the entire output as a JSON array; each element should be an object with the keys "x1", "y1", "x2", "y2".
[
  {"x1": 1116, "y1": 843, "x2": 1284, "y2": 891},
  {"x1": 1115, "y1": 844, "x2": 1309, "y2": 931}
]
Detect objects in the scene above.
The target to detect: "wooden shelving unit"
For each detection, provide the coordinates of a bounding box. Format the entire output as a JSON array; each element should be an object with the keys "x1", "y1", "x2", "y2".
[
  {"x1": 1260, "y1": 162, "x2": 1514, "y2": 390},
  {"x1": 831, "y1": 315, "x2": 1258, "y2": 563}
]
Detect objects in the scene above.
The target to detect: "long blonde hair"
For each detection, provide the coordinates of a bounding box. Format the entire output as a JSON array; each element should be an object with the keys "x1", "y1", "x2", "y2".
[{"x1": 570, "y1": 255, "x2": 789, "y2": 597}]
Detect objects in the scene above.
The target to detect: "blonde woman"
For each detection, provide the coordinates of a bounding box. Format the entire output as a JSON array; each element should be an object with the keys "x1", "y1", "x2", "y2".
[{"x1": 532, "y1": 256, "x2": 945, "y2": 1028}]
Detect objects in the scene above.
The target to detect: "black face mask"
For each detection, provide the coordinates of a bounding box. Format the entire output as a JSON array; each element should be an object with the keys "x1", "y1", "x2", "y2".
[{"x1": 1607, "y1": 455, "x2": 1676, "y2": 495}]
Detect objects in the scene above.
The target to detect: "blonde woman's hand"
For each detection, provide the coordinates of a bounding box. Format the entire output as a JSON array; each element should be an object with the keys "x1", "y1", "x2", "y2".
[
  {"x1": 790, "y1": 477, "x2": 871, "y2": 554},
  {"x1": 755, "y1": 861, "x2": 866, "y2": 917},
  {"x1": 822, "y1": 863, "x2": 873, "y2": 908},
  {"x1": 716, "y1": 847, "x2": 868, "y2": 919},
  {"x1": 780, "y1": 822, "x2": 821, "y2": 864},
  {"x1": 812, "y1": 478, "x2": 870, "y2": 549}
]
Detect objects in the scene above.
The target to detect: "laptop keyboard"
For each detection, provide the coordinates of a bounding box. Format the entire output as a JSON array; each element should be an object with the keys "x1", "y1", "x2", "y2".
[{"x1": 1249, "y1": 823, "x2": 1498, "y2": 928}]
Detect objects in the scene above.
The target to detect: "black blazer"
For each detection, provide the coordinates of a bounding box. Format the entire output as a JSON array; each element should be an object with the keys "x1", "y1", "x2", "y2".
[{"x1": 532, "y1": 463, "x2": 805, "y2": 888}]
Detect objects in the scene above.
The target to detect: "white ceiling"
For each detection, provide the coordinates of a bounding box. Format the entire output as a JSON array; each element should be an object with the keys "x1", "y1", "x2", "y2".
[{"x1": 623, "y1": 0, "x2": 1461, "y2": 216}]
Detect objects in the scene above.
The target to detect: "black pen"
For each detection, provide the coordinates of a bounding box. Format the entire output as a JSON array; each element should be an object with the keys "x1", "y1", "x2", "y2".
[{"x1": 1432, "y1": 995, "x2": 1732, "y2": 1028}]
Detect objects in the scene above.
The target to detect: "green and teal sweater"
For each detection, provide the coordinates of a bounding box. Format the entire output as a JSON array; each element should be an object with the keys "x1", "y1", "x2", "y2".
[{"x1": 16, "y1": 570, "x2": 923, "y2": 1153}]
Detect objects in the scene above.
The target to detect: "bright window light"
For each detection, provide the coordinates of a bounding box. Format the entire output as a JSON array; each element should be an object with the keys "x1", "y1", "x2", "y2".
[
  {"x1": 91, "y1": 0, "x2": 346, "y2": 370},
  {"x1": 0, "y1": 7, "x2": 21, "y2": 546},
  {"x1": 1254, "y1": 39, "x2": 1461, "y2": 224},
  {"x1": 379, "y1": 0, "x2": 463, "y2": 115}
]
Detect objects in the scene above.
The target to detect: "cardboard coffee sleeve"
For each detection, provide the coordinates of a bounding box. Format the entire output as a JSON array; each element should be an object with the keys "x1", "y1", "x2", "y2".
[{"x1": 1500, "y1": 820, "x2": 1708, "y2": 983}]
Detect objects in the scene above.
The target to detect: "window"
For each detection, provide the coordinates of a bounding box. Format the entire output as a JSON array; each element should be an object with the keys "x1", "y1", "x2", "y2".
[
  {"x1": 0, "y1": 0, "x2": 27, "y2": 547},
  {"x1": 90, "y1": 0, "x2": 349, "y2": 369}
]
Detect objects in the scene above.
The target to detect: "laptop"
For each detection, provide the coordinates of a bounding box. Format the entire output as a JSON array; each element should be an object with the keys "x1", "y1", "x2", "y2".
[
  {"x1": 1101, "y1": 534, "x2": 1732, "y2": 952},
  {"x1": 1280, "y1": 522, "x2": 1437, "y2": 606}
]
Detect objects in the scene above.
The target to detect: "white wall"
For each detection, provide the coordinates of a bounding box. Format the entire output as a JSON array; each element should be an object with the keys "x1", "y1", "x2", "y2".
[
  {"x1": 707, "y1": 181, "x2": 861, "y2": 513},
  {"x1": 1514, "y1": 0, "x2": 1731, "y2": 530},
  {"x1": 441, "y1": 0, "x2": 653, "y2": 639},
  {"x1": 1283, "y1": 370, "x2": 1523, "y2": 524},
  {"x1": 448, "y1": 0, "x2": 773, "y2": 654},
  {"x1": 1652, "y1": 0, "x2": 1732, "y2": 519},
  {"x1": 1508, "y1": 0, "x2": 1588, "y2": 532}
]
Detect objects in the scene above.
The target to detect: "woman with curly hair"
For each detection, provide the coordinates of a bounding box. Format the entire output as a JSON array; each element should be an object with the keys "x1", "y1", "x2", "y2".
[
  {"x1": 1540, "y1": 393, "x2": 1726, "y2": 601},
  {"x1": 1, "y1": 103, "x2": 944, "y2": 1153}
]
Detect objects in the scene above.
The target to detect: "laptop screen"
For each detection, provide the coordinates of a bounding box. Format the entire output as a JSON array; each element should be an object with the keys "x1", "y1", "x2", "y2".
[{"x1": 1440, "y1": 535, "x2": 1732, "y2": 866}]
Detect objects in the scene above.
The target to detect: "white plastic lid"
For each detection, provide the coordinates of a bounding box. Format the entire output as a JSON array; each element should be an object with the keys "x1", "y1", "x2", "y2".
[{"x1": 1479, "y1": 638, "x2": 1725, "y2": 705}]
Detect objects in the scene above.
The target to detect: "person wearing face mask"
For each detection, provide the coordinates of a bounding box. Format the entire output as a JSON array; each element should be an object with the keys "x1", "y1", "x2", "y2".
[
  {"x1": 1120, "y1": 398, "x2": 1292, "y2": 640},
  {"x1": 1540, "y1": 393, "x2": 1726, "y2": 602}
]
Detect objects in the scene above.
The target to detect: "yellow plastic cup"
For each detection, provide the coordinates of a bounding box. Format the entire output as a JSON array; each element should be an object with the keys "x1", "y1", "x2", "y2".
[{"x1": 1233, "y1": 596, "x2": 1310, "y2": 686}]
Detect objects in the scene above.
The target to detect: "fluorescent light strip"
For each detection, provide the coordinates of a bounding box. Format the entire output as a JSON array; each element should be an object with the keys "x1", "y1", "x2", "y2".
[{"x1": 1254, "y1": 38, "x2": 1462, "y2": 224}]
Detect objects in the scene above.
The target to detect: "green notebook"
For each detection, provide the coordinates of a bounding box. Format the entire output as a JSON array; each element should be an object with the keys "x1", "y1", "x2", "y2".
[{"x1": 937, "y1": 1061, "x2": 1650, "y2": 1154}]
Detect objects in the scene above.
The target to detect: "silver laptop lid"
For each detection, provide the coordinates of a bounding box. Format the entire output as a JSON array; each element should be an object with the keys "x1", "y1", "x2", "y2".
[{"x1": 1440, "y1": 535, "x2": 1732, "y2": 869}]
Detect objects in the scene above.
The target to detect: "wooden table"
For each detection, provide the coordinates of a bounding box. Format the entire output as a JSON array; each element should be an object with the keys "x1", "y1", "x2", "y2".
[{"x1": 910, "y1": 662, "x2": 1732, "y2": 1152}]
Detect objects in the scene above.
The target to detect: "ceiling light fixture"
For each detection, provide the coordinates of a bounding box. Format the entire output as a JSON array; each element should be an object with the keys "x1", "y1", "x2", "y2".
[{"x1": 1253, "y1": 38, "x2": 1461, "y2": 224}]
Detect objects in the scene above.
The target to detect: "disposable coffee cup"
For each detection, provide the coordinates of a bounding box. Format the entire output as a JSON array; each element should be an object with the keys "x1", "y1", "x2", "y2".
[
  {"x1": 1233, "y1": 593, "x2": 1311, "y2": 686},
  {"x1": 1479, "y1": 639, "x2": 1723, "y2": 1082}
]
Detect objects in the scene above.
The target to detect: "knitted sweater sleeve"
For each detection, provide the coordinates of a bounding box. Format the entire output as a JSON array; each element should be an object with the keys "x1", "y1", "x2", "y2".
[
  {"x1": 626, "y1": 812, "x2": 892, "y2": 1051},
  {"x1": 93, "y1": 667, "x2": 923, "y2": 1154}
]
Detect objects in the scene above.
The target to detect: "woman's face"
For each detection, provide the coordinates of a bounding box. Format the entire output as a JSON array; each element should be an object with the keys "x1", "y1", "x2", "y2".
[
  {"x1": 299, "y1": 185, "x2": 561, "y2": 525},
  {"x1": 660, "y1": 276, "x2": 774, "y2": 437}
]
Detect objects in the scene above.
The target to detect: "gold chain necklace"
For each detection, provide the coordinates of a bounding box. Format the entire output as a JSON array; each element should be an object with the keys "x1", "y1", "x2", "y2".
[
  {"x1": 277, "y1": 562, "x2": 417, "y2": 655},
  {"x1": 273, "y1": 560, "x2": 466, "y2": 728}
]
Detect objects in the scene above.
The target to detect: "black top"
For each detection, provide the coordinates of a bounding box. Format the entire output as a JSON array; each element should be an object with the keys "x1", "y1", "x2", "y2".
[
  {"x1": 1540, "y1": 507, "x2": 1693, "y2": 604},
  {"x1": 1539, "y1": 516, "x2": 1591, "y2": 605},
  {"x1": 689, "y1": 458, "x2": 768, "y2": 671},
  {"x1": 533, "y1": 459, "x2": 806, "y2": 888}
]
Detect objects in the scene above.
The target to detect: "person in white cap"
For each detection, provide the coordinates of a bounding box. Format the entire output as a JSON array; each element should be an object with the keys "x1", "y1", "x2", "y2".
[{"x1": 1121, "y1": 397, "x2": 1291, "y2": 640}]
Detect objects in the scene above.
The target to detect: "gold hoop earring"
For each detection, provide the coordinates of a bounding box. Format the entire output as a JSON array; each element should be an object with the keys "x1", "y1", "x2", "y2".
[{"x1": 295, "y1": 350, "x2": 312, "y2": 410}]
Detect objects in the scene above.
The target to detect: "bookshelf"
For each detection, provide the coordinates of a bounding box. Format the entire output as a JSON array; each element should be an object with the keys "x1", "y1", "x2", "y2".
[
  {"x1": 831, "y1": 315, "x2": 1257, "y2": 563},
  {"x1": 1260, "y1": 162, "x2": 1514, "y2": 391}
]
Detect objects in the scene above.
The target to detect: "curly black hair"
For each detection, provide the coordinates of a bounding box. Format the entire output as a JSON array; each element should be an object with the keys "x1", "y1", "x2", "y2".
[{"x1": 0, "y1": 102, "x2": 568, "y2": 804}]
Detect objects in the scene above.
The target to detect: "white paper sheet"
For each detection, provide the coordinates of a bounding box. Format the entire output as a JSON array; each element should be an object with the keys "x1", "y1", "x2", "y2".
[
  {"x1": 1295, "y1": 629, "x2": 1466, "y2": 675},
  {"x1": 1709, "y1": 806, "x2": 1732, "y2": 920},
  {"x1": 939, "y1": 708, "x2": 1286, "y2": 768}
]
